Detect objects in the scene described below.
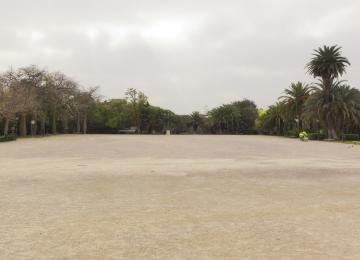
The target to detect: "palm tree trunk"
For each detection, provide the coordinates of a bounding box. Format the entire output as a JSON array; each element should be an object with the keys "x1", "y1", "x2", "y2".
[
  {"x1": 19, "y1": 113, "x2": 27, "y2": 137},
  {"x1": 326, "y1": 117, "x2": 338, "y2": 139},
  {"x1": 322, "y1": 76, "x2": 337, "y2": 139},
  {"x1": 295, "y1": 102, "x2": 300, "y2": 130},
  {"x1": 3, "y1": 117, "x2": 9, "y2": 135}
]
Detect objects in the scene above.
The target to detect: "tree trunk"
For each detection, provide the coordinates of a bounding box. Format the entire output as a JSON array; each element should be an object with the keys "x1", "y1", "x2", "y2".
[
  {"x1": 63, "y1": 116, "x2": 69, "y2": 134},
  {"x1": 77, "y1": 112, "x2": 81, "y2": 133},
  {"x1": 326, "y1": 116, "x2": 338, "y2": 139},
  {"x1": 83, "y1": 114, "x2": 87, "y2": 134},
  {"x1": 52, "y1": 112, "x2": 57, "y2": 134},
  {"x1": 19, "y1": 113, "x2": 27, "y2": 137},
  {"x1": 322, "y1": 76, "x2": 337, "y2": 139},
  {"x1": 40, "y1": 117, "x2": 46, "y2": 135},
  {"x1": 31, "y1": 114, "x2": 37, "y2": 136},
  {"x1": 3, "y1": 117, "x2": 9, "y2": 135}
]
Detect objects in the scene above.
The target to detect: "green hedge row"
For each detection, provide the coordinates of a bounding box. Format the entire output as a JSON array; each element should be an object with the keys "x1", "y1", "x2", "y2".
[
  {"x1": 342, "y1": 134, "x2": 360, "y2": 141},
  {"x1": 307, "y1": 133, "x2": 326, "y2": 140},
  {"x1": 0, "y1": 134, "x2": 17, "y2": 142}
]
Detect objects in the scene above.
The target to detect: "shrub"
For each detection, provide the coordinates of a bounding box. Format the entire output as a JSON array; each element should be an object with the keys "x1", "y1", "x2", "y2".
[
  {"x1": 0, "y1": 134, "x2": 17, "y2": 142},
  {"x1": 308, "y1": 133, "x2": 326, "y2": 140},
  {"x1": 286, "y1": 128, "x2": 300, "y2": 137},
  {"x1": 342, "y1": 134, "x2": 360, "y2": 141}
]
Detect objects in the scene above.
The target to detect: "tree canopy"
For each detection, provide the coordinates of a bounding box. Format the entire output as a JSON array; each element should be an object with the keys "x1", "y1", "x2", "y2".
[{"x1": 1, "y1": 45, "x2": 360, "y2": 139}]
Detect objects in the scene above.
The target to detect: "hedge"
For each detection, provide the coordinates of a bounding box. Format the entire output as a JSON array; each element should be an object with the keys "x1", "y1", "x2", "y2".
[
  {"x1": 0, "y1": 134, "x2": 17, "y2": 142},
  {"x1": 308, "y1": 133, "x2": 326, "y2": 140},
  {"x1": 342, "y1": 134, "x2": 360, "y2": 141}
]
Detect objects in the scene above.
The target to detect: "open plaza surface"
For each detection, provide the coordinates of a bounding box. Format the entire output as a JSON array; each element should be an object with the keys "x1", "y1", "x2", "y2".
[{"x1": 1, "y1": 135, "x2": 360, "y2": 259}]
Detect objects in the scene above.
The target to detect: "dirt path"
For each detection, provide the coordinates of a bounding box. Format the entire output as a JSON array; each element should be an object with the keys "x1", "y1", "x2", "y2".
[{"x1": 1, "y1": 135, "x2": 360, "y2": 259}]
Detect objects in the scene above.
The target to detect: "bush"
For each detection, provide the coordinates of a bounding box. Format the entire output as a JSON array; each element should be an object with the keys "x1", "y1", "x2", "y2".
[
  {"x1": 0, "y1": 134, "x2": 17, "y2": 142},
  {"x1": 342, "y1": 134, "x2": 360, "y2": 141},
  {"x1": 308, "y1": 133, "x2": 326, "y2": 140},
  {"x1": 286, "y1": 128, "x2": 300, "y2": 137}
]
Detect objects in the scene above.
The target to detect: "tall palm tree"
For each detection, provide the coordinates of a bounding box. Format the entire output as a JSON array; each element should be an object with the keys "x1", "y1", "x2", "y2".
[
  {"x1": 306, "y1": 45, "x2": 350, "y2": 139},
  {"x1": 279, "y1": 82, "x2": 311, "y2": 129}
]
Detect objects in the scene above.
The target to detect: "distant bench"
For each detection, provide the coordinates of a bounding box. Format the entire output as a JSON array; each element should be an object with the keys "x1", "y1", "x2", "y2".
[{"x1": 118, "y1": 129, "x2": 137, "y2": 134}]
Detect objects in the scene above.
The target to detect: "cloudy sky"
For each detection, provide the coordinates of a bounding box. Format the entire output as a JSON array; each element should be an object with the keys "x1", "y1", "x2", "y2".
[{"x1": 1, "y1": 0, "x2": 359, "y2": 113}]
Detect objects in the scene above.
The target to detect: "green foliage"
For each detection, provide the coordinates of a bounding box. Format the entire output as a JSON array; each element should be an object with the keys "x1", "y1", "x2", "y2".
[
  {"x1": 307, "y1": 133, "x2": 326, "y2": 140},
  {"x1": 0, "y1": 134, "x2": 17, "y2": 142},
  {"x1": 88, "y1": 99, "x2": 131, "y2": 133},
  {"x1": 88, "y1": 95, "x2": 180, "y2": 134},
  {"x1": 342, "y1": 134, "x2": 360, "y2": 141},
  {"x1": 279, "y1": 82, "x2": 310, "y2": 130},
  {"x1": 306, "y1": 45, "x2": 351, "y2": 139},
  {"x1": 87, "y1": 96, "x2": 259, "y2": 135},
  {"x1": 259, "y1": 102, "x2": 288, "y2": 135},
  {"x1": 307, "y1": 45, "x2": 350, "y2": 79},
  {"x1": 286, "y1": 128, "x2": 300, "y2": 137},
  {"x1": 190, "y1": 111, "x2": 203, "y2": 133},
  {"x1": 304, "y1": 81, "x2": 360, "y2": 136},
  {"x1": 1, "y1": 46, "x2": 358, "y2": 139},
  {"x1": 258, "y1": 45, "x2": 360, "y2": 140},
  {"x1": 208, "y1": 99, "x2": 258, "y2": 134}
]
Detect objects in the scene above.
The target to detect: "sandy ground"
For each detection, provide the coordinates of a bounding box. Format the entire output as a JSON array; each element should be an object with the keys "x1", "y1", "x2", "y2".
[{"x1": 1, "y1": 135, "x2": 360, "y2": 259}]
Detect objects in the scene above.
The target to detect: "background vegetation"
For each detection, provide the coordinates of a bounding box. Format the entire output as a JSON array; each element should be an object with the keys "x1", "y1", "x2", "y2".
[
  {"x1": 258, "y1": 45, "x2": 360, "y2": 140},
  {"x1": 1, "y1": 45, "x2": 359, "y2": 139}
]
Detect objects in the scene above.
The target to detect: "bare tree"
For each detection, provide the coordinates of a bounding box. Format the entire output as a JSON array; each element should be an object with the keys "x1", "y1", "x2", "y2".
[
  {"x1": 0, "y1": 71, "x2": 21, "y2": 135},
  {"x1": 15, "y1": 66, "x2": 44, "y2": 136},
  {"x1": 70, "y1": 87, "x2": 98, "y2": 134}
]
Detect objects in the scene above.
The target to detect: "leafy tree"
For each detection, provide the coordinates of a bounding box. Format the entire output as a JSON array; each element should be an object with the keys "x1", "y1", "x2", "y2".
[
  {"x1": 125, "y1": 88, "x2": 149, "y2": 132},
  {"x1": 190, "y1": 111, "x2": 202, "y2": 133},
  {"x1": 208, "y1": 99, "x2": 258, "y2": 134}
]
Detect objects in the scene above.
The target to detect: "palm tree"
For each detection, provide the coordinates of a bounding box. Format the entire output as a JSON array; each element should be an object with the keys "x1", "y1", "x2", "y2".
[
  {"x1": 332, "y1": 84, "x2": 360, "y2": 134},
  {"x1": 306, "y1": 45, "x2": 350, "y2": 139},
  {"x1": 305, "y1": 80, "x2": 360, "y2": 136},
  {"x1": 279, "y1": 82, "x2": 311, "y2": 129},
  {"x1": 263, "y1": 102, "x2": 288, "y2": 135}
]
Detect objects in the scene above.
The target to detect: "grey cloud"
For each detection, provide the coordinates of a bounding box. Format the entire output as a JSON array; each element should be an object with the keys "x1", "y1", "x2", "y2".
[{"x1": 0, "y1": 0, "x2": 359, "y2": 113}]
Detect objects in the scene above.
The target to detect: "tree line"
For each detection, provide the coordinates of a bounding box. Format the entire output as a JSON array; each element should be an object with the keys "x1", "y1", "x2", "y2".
[
  {"x1": 0, "y1": 66, "x2": 96, "y2": 136},
  {"x1": 1, "y1": 45, "x2": 360, "y2": 139},
  {"x1": 258, "y1": 45, "x2": 360, "y2": 139},
  {"x1": 0, "y1": 65, "x2": 258, "y2": 136},
  {"x1": 88, "y1": 89, "x2": 258, "y2": 134}
]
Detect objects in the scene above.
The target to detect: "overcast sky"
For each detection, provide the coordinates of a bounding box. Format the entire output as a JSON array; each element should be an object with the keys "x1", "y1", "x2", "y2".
[{"x1": 1, "y1": 0, "x2": 359, "y2": 113}]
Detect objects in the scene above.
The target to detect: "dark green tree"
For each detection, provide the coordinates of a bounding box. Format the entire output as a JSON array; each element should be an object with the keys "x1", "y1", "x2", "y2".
[{"x1": 306, "y1": 45, "x2": 350, "y2": 138}]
